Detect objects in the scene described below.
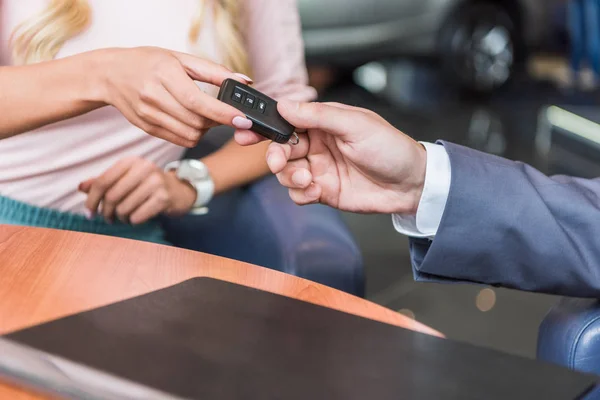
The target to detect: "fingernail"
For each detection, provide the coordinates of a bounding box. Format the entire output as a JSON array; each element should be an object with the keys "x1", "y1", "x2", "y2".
[
  {"x1": 232, "y1": 116, "x2": 252, "y2": 130},
  {"x1": 234, "y1": 73, "x2": 253, "y2": 83},
  {"x1": 83, "y1": 209, "x2": 94, "y2": 220}
]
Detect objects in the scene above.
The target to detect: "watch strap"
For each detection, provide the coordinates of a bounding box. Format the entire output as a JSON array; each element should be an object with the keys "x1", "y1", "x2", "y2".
[{"x1": 164, "y1": 160, "x2": 214, "y2": 213}]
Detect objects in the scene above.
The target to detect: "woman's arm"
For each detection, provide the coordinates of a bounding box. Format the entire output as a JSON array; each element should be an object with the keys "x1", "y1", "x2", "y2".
[
  {"x1": 199, "y1": 0, "x2": 317, "y2": 194},
  {"x1": 0, "y1": 47, "x2": 251, "y2": 146},
  {"x1": 0, "y1": 52, "x2": 105, "y2": 139},
  {"x1": 202, "y1": 140, "x2": 270, "y2": 194}
]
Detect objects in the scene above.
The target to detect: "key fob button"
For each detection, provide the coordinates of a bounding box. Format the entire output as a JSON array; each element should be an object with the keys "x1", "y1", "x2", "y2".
[
  {"x1": 217, "y1": 79, "x2": 296, "y2": 144},
  {"x1": 232, "y1": 89, "x2": 243, "y2": 103},
  {"x1": 257, "y1": 100, "x2": 266, "y2": 114},
  {"x1": 244, "y1": 95, "x2": 256, "y2": 108}
]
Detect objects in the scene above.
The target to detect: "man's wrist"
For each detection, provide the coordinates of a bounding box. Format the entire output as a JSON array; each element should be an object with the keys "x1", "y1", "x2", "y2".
[
  {"x1": 407, "y1": 142, "x2": 427, "y2": 215},
  {"x1": 392, "y1": 142, "x2": 451, "y2": 238}
]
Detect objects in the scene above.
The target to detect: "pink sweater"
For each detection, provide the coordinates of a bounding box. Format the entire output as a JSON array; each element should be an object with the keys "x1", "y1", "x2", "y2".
[{"x1": 0, "y1": 0, "x2": 316, "y2": 214}]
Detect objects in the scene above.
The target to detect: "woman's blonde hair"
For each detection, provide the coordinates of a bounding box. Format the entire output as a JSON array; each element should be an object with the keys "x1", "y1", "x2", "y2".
[{"x1": 10, "y1": 0, "x2": 250, "y2": 75}]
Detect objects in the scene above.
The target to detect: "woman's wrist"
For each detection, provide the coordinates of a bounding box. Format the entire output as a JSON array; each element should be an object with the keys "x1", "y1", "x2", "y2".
[
  {"x1": 81, "y1": 48, "x2": 120, "y2": 106},
  {"x1": 165, "y1": 171, "x2": 198, "y2": 214}
]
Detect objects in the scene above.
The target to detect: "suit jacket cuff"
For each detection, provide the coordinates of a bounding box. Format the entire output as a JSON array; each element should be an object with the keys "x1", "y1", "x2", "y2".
[{"x1": 392, "y1": 142, "x2": 452, "y2": 238}]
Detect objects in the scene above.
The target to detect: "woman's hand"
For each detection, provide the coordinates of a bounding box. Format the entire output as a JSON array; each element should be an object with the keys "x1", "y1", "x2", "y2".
[
  {"x1": 98, "y1": 47, "x2": 253, "y2": 147},
  {"x1": 79, "y1": 157, "x2": 197, "y2": 224}
]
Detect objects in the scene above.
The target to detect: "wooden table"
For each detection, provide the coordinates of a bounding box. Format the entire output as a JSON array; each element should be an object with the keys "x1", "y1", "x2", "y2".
[{"x1": 0, "y1": 225, "x2": 442, "y2": 399}]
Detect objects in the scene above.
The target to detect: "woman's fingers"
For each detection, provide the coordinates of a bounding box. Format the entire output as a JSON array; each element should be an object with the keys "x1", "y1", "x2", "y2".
[
  {"x1": 160, "y1": 68, "x2": 251, "y2": 129},
  {"x1": 115, "y1": 175, "x2": 162, "y2": 221},
  {"x1": 84, "y1": 159, "x2": 133, "y2": 217},
  {"x1": 104, "y1": 161, "x2": 156, "y2": 222},
  {"x1": 78, "y1": 179, "x2": 94, "y2": 194},
  {"x1": 143, "y1": 85, "x2": 210, "y2": 133},
  {"x1": 137, "y1": 104, "x2": 205, "y2": 145},
  {"x1": 117, "y1": 100, "x2": 198, "y2": 147},
  {"x1": 129, "y1": 189, "x2": 170, "y2": 225},
  {"x1": 172, "y1": 51, "x2": 250, "y2": 87}
]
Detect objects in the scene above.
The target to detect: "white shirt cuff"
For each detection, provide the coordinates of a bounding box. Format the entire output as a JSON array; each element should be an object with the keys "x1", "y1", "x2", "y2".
[{"x1": 392, "y1": 142, "x2": 451, "y2": 239}]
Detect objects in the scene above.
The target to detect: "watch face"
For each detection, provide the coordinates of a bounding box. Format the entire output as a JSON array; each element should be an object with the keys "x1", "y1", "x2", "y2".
[{"x1": 178, "y1": 160, "x2": 209, "y2": 182}]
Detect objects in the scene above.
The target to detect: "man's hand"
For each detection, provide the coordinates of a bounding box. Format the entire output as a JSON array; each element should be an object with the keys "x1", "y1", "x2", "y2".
[
  {"x1": 79, "y1": 157, "x2": 196, "y2": 224},
  {"x1": 236, "y1": 102, "x2": 427, "y2": 215}
]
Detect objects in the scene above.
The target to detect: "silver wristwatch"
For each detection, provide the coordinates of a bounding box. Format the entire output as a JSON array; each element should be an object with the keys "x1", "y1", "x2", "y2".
[{"x1": 164, "y1": 159, "x2": 214, "y2": 215}]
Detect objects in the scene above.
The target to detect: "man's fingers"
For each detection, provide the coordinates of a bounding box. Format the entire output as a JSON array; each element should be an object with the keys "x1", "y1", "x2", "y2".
[
  {"x1": 278, "y1": 101, "x2": 367, "y2": 139},
  {"x1": 235, "y1": 130, "x2": 310, "y2": 152},
  {"x1": 234, "y1": 130, "x2": 264, "y2": 146},
  {"x1": 324, "y1": 102, "x2": 389, "y2": 124},
  {"x1": 288, "y1": 184, "x2": 322, "y2": 206},
  {"x1": 276, "y1": 159, "x2": 312, "y2": 189},
  {"x1": 265, "y1": 132, "x2": 310, "y2": 173},
  {"x1": 266, "y1": 143, "x2": 291, "y2": 174}
]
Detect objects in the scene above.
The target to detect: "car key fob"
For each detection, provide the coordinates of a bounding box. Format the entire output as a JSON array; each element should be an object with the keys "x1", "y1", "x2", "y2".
[{"x1": 217, "y1": 78, "x2": 298, "y2": 144}]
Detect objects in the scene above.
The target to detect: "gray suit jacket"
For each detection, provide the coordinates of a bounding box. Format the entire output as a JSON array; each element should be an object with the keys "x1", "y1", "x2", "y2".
[{"x1": 410, "y1": 141, "x2": 600, "y2": 297}]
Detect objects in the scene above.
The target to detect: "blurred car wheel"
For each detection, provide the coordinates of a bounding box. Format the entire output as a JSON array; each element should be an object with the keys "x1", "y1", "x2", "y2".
[{"x1": 439, "y1": 2, "x2": 521, "y2": 94}]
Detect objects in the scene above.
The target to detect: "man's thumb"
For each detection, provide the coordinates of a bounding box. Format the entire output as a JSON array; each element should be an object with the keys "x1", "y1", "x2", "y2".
[{"x1": 278, "y1": 101, "x2": 358, "y2": 140}]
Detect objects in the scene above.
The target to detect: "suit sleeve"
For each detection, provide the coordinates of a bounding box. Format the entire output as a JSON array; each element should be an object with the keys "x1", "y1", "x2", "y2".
[{"x1": 409, "y1": 141, "x2": 600, "y2": 298}]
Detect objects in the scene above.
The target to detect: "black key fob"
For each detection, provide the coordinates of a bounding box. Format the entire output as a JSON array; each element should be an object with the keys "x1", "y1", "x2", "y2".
[{"x1": 217, "y1": 78, "x2": 298, "y2": 144}]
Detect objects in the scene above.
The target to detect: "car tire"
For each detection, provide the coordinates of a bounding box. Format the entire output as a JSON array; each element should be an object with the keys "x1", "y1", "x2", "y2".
[{"x1": 439, "y1": 2, "x2": 522, "y2": 94}]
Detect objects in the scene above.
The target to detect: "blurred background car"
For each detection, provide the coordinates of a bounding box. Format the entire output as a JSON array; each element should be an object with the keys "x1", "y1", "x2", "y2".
[{"x1": 299, "y1": 0, "x2": 561, "y2": 93}]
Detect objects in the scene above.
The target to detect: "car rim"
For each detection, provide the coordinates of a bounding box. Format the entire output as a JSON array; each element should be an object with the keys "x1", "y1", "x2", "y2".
[{"x1": 451, "y1": 20, "x2": 514, "y2": 90}]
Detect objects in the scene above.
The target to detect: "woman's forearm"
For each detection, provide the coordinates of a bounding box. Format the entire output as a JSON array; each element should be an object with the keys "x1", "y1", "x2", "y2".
[
  {"x1": 0, "y1": 50, "x2": 108, "y2": 139},
  {"x1": 0, "y1": 47, "x2": 249, "y2": 146},
  {"x1": 201, "y1": 139, "x2": 271, "y2": 194}
]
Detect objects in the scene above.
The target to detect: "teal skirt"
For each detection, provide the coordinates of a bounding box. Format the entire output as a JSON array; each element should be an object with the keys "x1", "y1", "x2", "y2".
[{"x1": 0, "y1": 195, "x2": 169, "y2": 245}]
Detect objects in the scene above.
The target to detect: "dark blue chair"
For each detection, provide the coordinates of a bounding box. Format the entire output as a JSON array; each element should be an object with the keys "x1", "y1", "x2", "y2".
[
  {"x1": 537, "y1": 299, "x2": 600, "y2": 399},
  {"x1": 160, "y1": 174, "x2": 365, "y2": 297},
  {"x1": 160, "y1": 127, "x2": 364, "y2": 297}
]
